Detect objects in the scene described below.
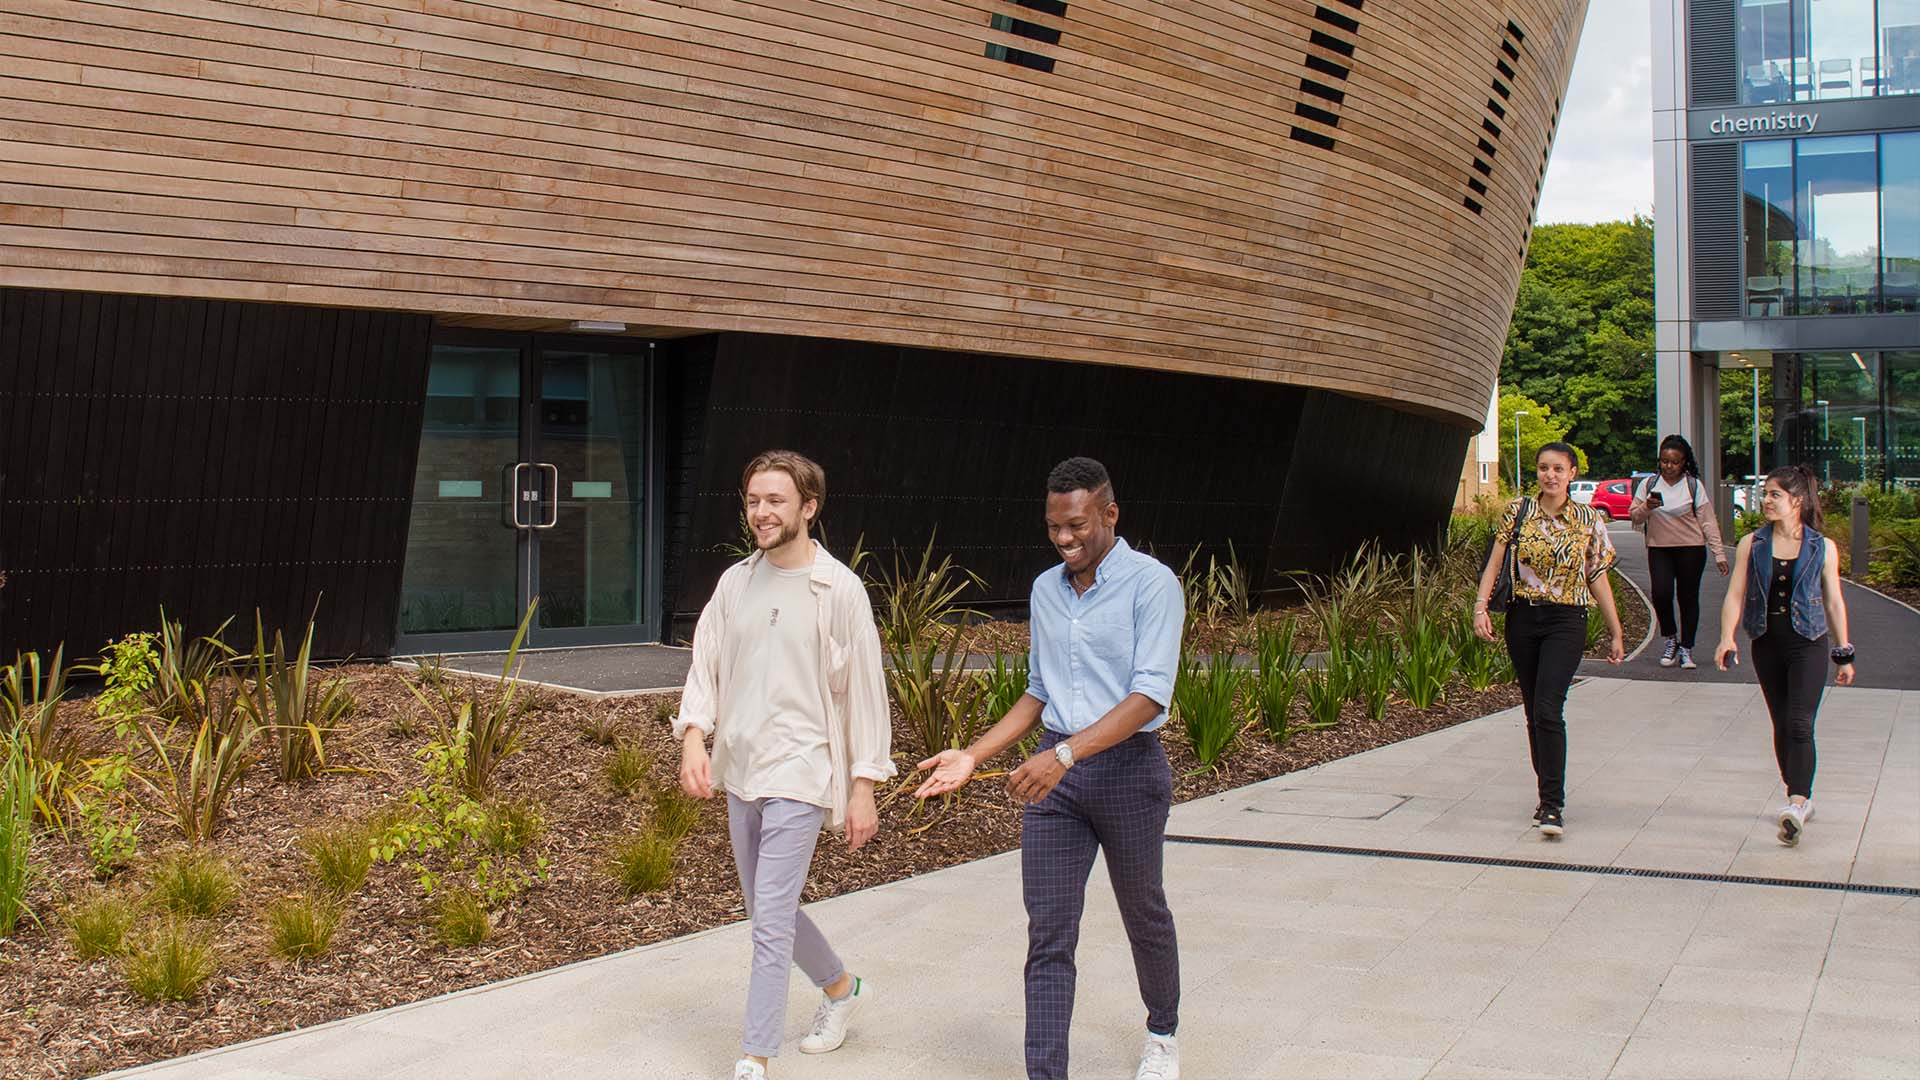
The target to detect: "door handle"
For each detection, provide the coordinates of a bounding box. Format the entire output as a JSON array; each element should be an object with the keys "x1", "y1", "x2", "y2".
[
  {"x1": 510, "y1": 462, "x2": 534, "y2": 529},
  {"x1": 535, "y1": 462, "x2": 559, "y2": 529}
]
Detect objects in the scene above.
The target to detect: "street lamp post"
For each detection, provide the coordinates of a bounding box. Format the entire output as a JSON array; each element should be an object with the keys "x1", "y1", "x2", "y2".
[
  {"x1": 1854, "y1": 415, "x2": 1868, "y2": 478},
  {"x1": 1513, "y1": 409, "x2": 1529, "y2": 492},
  {"x1": 1815, "y1": 399, "x2": 1830, "y2": 482},
  {"x1": 1751, "y1": 367, "x2": 1762, "y2": 500}
]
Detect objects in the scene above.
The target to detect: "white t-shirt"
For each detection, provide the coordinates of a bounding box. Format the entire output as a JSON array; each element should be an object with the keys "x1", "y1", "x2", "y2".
[
  {"x1": 715, "y1": 558, "x2": 833, "y2": 808},
  {"x1": 1647, "y1": 475, "x2": 1705, "y2": 519}
]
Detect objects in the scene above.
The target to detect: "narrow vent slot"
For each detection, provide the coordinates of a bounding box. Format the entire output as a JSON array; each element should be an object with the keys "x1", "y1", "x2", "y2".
[
  {"x1": 1314, "y1": 5, "x2": 1360, "y2": 33},
  {"x1": 1464, "y1": 196, "x2": 1484, "y2": 214},
  {"x1": 1290, "y1": 126, "x2": 1337, "y2": 150},
  {"x1": 1305, "y1": 54, "x2": 1351, "y2": 80},
  {"x1": 1501, "y1": 40, "x2": 1521, "y2": 61},
  {"x1": 1492, "y1": 79, "x2": 1511, "y2": 99},
  {"x1": 985, "y1": 43, "x2": 1055, "y2": 72},
  {"x1": 1496, "y1": 58, "x2": 1516, "y2": 79},
  {"x1": 1473, "y1": 157, "x2": 1493, "y2": 176},
  {"x1": 1294, "y1": 101, "x2": 1340, "y2": 126},
  {"x1": 1310, "y1": 29, "x2": 1356, "y2": 56},
  {"x1": 1300, "y1": 78, "x2": 1346, "y2": 104},
  {"x1": 1487, "y1": 98, "x2": 1507, "y2": 119},
  {"x1": 1477, "y1": 137, "x2": 1498, "y2": 157},
  {"x1": 1468, "y1": 177, "x2": 1488, "y2": 195},
  {"x1": 1506, "y1": 19, "x2": 1525, "y2": 42},
  {"x1": 990, "y1": 14, "x2": 1062, "y2": 45},
  {"x1": 1483, "y1": 118, "x2": 1502, "y2": 138},
  {"x1": 1013, "y1": 0, "x2": 1067, "y2": 15}
]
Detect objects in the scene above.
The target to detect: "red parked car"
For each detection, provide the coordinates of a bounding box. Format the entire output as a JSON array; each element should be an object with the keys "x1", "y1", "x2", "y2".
[{"x1": 1587, "y1": 477, "x2": 1636, "y2": 521}]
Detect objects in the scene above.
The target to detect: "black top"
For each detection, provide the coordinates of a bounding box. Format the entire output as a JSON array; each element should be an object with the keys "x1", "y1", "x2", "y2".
[{"x1": 1768, "y1": 556, "x2": 1796, "y2": 618}]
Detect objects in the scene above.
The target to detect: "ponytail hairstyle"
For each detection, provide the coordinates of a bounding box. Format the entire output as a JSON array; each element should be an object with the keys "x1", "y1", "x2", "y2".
[
  {"x1": 1536, "y1": 441, "x2": 1580, "y2": 472},
  {"x1": 1764, "y1": 463, "x2": 1824, "y2": 532},
  {"x1": 1657, "y1": 434, "x2": 1702, "y2": 480}
]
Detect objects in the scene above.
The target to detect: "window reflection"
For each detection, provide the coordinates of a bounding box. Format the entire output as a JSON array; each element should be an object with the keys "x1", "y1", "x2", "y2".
[
  {"x1": 1793, "y1": 136, "x2": 1880, "y2": 315},
  {"x1": 1740, "y1": 0, "x2": 1917, "y2": 99},
  {"x1": 1883, "y1": 133, "x2": 1920, "y2": 313},
  {"x1": 1745, "y1": 141, "x2": 1795, "y2": 316}
]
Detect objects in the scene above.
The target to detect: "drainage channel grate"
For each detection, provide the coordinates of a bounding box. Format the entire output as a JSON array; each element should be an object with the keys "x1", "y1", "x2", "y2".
[{"x1": 1165, "y1": 834, "x2": 1920, "y2": 897}]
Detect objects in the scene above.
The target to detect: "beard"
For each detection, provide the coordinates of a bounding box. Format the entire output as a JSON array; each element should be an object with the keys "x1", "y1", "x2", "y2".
[{"x1": 755, "y1": 516, "x2": 805, "y2": 551}]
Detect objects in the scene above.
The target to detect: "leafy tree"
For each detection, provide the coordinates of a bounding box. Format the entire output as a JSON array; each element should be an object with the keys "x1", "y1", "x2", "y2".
[
  {"x1": 1719, "y1": 366, "x2": 1774, "y2": 481},
  {"x1": 1499, "y1": 218, "x2": 1656, "y2": 480},
  {"x1": 1498, "y1": 390, "x2": 1587, "y2": 492}
]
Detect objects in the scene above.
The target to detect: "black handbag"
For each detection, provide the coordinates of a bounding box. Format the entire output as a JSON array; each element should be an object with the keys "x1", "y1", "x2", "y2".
[{"x1": 1487, "y1": 496, "x2": 1533, "y2": 614}]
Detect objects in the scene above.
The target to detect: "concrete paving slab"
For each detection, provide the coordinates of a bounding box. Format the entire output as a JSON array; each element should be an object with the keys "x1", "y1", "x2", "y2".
[{"x1": 98, "y1": 678, "x2": 1919, "y2": 1080}]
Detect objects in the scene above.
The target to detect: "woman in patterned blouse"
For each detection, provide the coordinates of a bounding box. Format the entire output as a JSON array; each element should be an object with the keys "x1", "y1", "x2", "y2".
[{"x1": 1472, "y1": 442, "x2": 1626, "y2": 837}]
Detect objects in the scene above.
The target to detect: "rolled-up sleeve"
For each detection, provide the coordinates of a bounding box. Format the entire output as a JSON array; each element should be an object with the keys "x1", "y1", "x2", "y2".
[
  {"x1": 844, "y1": 585, "x2": 896, "y2": 783},
  {"x1": 1128, "y1": 567, "x2": 1184, "y2": 708},
  {"x1": 1585, "y1": 516, "x2": 1620, "y2": 582}
]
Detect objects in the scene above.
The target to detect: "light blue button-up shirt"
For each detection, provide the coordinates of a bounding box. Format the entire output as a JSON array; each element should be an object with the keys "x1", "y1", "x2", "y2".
[{"x1": 1026, "y1": 537, "x2": 1185, "y2": 735}]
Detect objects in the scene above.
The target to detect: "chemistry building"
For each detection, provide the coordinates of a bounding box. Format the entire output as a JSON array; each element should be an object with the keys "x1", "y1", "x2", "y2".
[
  {"x1": 1, "y1": 1, "x2": 1589, "y2": 660},
  {"x1": 1654, "y1": 0, "x2": 1918, "y2": 493}
]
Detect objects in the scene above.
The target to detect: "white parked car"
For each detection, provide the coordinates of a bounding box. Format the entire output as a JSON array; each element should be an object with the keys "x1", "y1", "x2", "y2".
[{"x1": 1568, "y1": 480, "x2": 1598, "y2": 505}]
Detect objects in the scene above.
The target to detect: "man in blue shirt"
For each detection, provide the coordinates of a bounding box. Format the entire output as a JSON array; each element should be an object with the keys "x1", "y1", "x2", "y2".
[{"x1": 918, "y1": 457, "x2": 1185, "y2": 1080}]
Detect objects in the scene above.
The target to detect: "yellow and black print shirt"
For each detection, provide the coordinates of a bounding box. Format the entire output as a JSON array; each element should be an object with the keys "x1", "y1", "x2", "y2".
[{"x1": 1496, "y1": 497, "x2": 1618, "y2": 607}]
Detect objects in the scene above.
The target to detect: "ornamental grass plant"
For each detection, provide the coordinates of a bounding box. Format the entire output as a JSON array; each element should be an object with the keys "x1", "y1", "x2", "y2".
[{"x1": 123, "y1": 919, "x2": 218, "y2": 1001}]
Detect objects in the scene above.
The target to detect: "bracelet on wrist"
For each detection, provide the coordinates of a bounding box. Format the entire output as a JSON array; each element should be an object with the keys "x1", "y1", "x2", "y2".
[{"x1": 1830, "y1": 644, "x2": 1855, "y2": 666}]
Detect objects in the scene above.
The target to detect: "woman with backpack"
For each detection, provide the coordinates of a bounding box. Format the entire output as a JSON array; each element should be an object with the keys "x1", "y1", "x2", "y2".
[
  {"x1": 1630, "y1": 435, "x2": 1728, "y2": 671},
  {"x1": 1473, "y1": 442, "x2": 1626, "y2": 838},
  {"x1": 1714, "y1": 465, "x2": 1854, "y2": 847}
]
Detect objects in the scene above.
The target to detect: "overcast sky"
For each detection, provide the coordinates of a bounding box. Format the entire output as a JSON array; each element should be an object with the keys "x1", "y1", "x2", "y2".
[{"x1": 1535, "y1": 0, "x2": 1655, "y2": 224}]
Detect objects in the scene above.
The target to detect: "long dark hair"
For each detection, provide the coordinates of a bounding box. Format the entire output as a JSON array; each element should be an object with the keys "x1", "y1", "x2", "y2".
[
  {"x1": 1657, "y1": 434, "x2": 1701, "y2": 480},
  {"x1": 1765, "y1": 464, "x2": 1824, "y2": 531}
]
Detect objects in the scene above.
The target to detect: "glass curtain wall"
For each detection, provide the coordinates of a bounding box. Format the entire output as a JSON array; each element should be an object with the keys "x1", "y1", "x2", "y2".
[
  {"x1": 1743, "y1": 133, "x2": 1920, "y2": 316},
  {"x1": 1789, "y1": 351, "x2": 1919, "y2": 488},
  {"x1": 1891, "y1": 351, "x2": 1920, "y2": 484},
  {"x1": 1741, "y1": 0, "x2": 1919, "y2": 99}
]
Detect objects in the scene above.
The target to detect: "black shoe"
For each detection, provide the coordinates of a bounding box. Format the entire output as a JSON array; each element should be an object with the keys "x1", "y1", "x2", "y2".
[
  {"x1": 1532, "y1": 802, "x2": 1545, "y2": 828},
  {"x1": 1538, "y1": 807, "x2": 1564, "y2": 837}
]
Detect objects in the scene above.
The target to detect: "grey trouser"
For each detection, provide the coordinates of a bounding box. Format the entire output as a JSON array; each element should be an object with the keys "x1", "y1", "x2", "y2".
[{"x1": 727, "y1": 793, "x2": 845, "y2": 1057}]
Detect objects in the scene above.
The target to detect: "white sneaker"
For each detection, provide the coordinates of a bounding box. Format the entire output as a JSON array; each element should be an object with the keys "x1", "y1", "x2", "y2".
[
  {"x1": 732, "y1": 1060, "x2": 767, "y2": 1080},
  {"x1": 1659, "y1": 638, "x2": 1679, "y2": 667},
  {"x1": 798, "y1": 977, "x2": 869, "y2": 1054},
  {"x1": 1678, "y1": 646, "x2": 1697, "y2": 670},
  {"x1": 1778, "y1": 801, "x2": 1810, "y2": 846},
  {"x1": 1136, "y1": 1032, "x2": 1180, "y2": 1080}
]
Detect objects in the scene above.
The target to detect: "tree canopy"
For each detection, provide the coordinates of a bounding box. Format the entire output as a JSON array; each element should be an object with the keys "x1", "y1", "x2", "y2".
[{"x1": 1499, "y1": 217, "x2": 1655, "y2": 482}]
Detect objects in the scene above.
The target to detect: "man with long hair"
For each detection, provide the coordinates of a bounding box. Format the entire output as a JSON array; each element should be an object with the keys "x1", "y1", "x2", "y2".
[
  {"x1": 674, "y1": 450, "x2": 894, "y2": 1080},
  {"x1": 918, "y1": 456, "x2": 1186, "y2": 1080}
]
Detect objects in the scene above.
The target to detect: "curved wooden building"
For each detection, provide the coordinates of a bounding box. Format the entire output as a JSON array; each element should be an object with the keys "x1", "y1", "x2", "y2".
[{"x1": 0, "y1": 1, "x2": 1589, "y2": 658}]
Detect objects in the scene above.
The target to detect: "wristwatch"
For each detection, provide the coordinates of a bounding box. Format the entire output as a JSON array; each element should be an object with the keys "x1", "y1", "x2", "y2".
[{"x1": 1053, "y1": 742, "x2": 1075, "y2": 770}]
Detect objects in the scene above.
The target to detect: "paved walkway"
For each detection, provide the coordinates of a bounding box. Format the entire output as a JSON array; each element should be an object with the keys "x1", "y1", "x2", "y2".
[
  {"x1": 1589, "y1": 524, "x2": 1920, "y2": 690},
  {"x1": 103, "y1": 678, "x2": 1918, "y2": 1080}
]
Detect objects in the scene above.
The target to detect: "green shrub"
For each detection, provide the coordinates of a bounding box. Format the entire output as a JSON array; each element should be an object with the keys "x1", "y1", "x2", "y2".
[
  {"x1": 66, "y1": 889, "x2": 139, "y2": 959},
  {"x1": 147, "y1": 850, "x2": 237, "y2": 918},
  {"x1": 1173, "y1": 650, "x2": 1245, "y2": 770},
  {"x1": 265, "y1": 895, "x2": 342, "y2": 962},
  {"x1": 147, "y1": 613, "x2": 236, "y2": 729},
  {"x1": 133, "y1": 677, "x2": 258, "y2": 844},
  {"x1": 1353, "y1": 633, "x2": 1396, "y2": 723},
  {"x1": 1454, "y1": 613, "x2": 1504, "y2": 692},
  {"x1": 1872, "y1": 520, "x2": 1920, "y2": 587},
  {"x1": 605, "y1": 740, "x2": 653, "y2": 795},
  {"x1": 477, "y1": 799, "x2": 543, "y2": 856},
  {"x1": 2, "y1": 646, "x2": 83, "y2": 827},
  {"x1": 236, "y1": 612, "x2": 356, "y2": 782},
  {"x1": 301, "y1": 820, "x2": 375, "y2": 898},
  {"x1": 401, "y1": 605, "x2": 537, "y2": 798},
  {"x1": 90, "y1": 632, "x2": 159, "y2": 737},
  {"x1": 877, "y1": 538, "x2": 986, "y2": 759},
  {"x1": 123, "y1": 919, "x2": 218, "y2": 1001},
  {"x1": 1397, "y1": 612, "x2": 1458, "y2": 711},
  {"x1": 0, "y1": 728, "x2": 39, "y2": 935},
  {"x1": 1300, "y1": 668, "x2": 1345, "y2": 728},
  {"x1": 650, "y1": 784, "x2": 702, "y2": 842},
  {"x1": 981, "y1": 651, "x2": 1029, "y2": 725},
  {"x1": 1251, "y1": 618, "x2": 1306, "y2": 743},
  {"x1": 609, "y1": 829, "x2": 677, "y2": 896},
  {"x1": 433, "y1": 889, "x2": 491, "y2": 947}
]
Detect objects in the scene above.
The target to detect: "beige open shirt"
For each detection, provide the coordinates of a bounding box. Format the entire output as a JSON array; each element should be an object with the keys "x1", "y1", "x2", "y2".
[{"x1": 672, "y1": 544, "x2": 896, "y2": 830}]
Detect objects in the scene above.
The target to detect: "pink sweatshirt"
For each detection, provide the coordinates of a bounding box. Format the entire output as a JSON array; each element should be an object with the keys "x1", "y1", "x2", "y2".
[{"x1": 1629, "y1": 476, "x2": 1726, "y2": 559}]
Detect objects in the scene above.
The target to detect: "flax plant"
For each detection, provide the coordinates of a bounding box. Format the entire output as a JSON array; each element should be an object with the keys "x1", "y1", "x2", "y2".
[
  {"x1": 1173, "y1": 649, "x2": 1246, "y2": 770},
  {"x1": 0, "y1": 727, "x2": 38, "y2": 935},
  {"x1": 1397, "y1": 611, "x2": 1458, "y2": 711},
  {"x1": 147, "y1": 613, "x2": 236, "y2": 727},
  {"x1": 402, "y1": 603, "x2": 536, "y2": 798},
  {"x1": 3, "y1": 647, "x2": 86, "y2": 827},
  {"x1": 1354, "y1": 632, "x2": 1397, "y2": 723},
  {"x1": 1300, "y1": 668, "x2": 1346, "y2": 729},
  {"x1": 133, "y1": 679, "x2": 257, "y2": 845},
  {"x1": 876, "y1": 537, "x2": 986, "y2": 759},
  {"x1": 1252, "y1": 617, "x2": 1308, "y2": 743},
  {"x1": 238, "y1": 612, "x2": 356, "y2": 782}
]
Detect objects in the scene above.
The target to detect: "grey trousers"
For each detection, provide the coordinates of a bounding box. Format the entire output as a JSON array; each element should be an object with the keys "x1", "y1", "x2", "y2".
[{"x1": 727, "y1": 793, "x2": 846, "y2": 1057}]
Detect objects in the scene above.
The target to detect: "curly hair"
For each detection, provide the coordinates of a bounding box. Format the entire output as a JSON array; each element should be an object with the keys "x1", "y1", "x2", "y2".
[{"x1": 1045, "y1": 456, "x2": 1114, "y2": 502}]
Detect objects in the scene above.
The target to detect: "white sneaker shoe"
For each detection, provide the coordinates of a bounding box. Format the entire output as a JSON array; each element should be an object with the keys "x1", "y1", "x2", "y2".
[
  {"x1": 798, "y1": 977, "x2": 868, "y2": 1054},
  {"x1": 732, "y1": 1060, "x2": 767, "y2": 1080},
  {"x1": 1659, "y1": 638, "x2": 1679, "y2": 667},
  {"x1": 1778, "y1": 801, "x2": 1811, "y2": 846},
  {"x1": 1136, "y1": 1032, "x2": 1180, "y2": 1079},
  {"x1": 1678, "y1": 646, "x2": 1697, "y2": 670}
]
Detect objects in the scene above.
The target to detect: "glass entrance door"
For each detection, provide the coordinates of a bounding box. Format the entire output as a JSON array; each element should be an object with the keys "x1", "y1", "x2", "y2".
[{"x1": 397, "y1": 334, "x2": 656, "y2": 653}]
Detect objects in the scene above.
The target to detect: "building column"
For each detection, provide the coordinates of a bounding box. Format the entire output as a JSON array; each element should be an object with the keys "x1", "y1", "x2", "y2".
[{"x1": 1652, "y1": 0, "x2": 1712, "y2": 486}]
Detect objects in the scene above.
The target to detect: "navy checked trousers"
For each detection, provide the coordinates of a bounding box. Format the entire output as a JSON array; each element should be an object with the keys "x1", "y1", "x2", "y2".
[{"x1": 1023, "y1": 730, "x2": 1180, "y2": 1080}]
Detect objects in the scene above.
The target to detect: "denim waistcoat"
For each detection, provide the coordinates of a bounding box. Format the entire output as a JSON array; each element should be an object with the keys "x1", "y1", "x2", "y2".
[{"x1": 1743, "y1": 524, "x2": 1828, "y2": 642}]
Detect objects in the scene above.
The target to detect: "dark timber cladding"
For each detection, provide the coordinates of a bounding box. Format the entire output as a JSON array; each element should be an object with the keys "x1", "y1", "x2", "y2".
[
  {"x1": 661, "y1": 332, "x2": 1470, "y2": 639},
  {"x1": 0, "y1": 288, "x2": 432, "y2": 660}
]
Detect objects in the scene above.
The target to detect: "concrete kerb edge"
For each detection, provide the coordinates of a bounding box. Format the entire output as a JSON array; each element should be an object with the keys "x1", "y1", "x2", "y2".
[
  {"x1": 386, "y1": 659, "x2": 681, "y2": 701},
  {"x1": 1844, "y1": 578, "x2": 1920, "y2": 617},
  {"x1": 1617, "y1": 568, "x2": 1659, "y2": 663}
]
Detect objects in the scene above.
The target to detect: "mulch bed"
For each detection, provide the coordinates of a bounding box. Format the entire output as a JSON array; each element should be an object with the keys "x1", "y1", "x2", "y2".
[
  {"x1": 0, "y1": 672, "x2": 1525, "y2": 1080},
  {"x1": 1866, "y1": 583, "x2": 1920, "y2": 610}
]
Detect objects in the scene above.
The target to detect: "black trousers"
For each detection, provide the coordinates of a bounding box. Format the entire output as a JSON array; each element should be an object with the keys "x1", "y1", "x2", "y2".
[
  {"x1": 1647, "y1": 544, "x2": 1709, "y2": 648},
  {"x1": 1752, "y1": 620, "x2": 1826, "y2": 799},
  {"x1": 1504, "y1": 602, "x2": 1587, "y2": 810}
]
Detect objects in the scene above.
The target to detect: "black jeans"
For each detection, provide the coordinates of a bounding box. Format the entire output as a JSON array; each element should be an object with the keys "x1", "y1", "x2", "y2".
[
  {"x1": 1647, "y1": 544, "x2": 1709, "y2": 648},
  {"x1": 1504, "y1": 601, "x2": 1587, "y2": 810},
  {"x1": 1752, "y1": 618, "x2": 1826, "y2": 799}
]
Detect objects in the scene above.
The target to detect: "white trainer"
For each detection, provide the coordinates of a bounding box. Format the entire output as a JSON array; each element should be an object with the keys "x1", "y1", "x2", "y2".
[
  {"x1": 798, "y1": 977, "x2": 869, "y2": 1054},
  {"x1": 731, "y1": 1060, "x2": 767, "y2": 1080},
  {"x1": 1136, "y1": 1032, "x2": 1180, "y2": 1080},
  {"x1": 1778, "y1": 801, "x2": 1811, "y2": 846}
]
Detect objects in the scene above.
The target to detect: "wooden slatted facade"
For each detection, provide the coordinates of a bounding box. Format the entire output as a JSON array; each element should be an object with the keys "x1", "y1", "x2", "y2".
[{"x1": 0, "y1": 0, "x2": 1587, "y2": 427}]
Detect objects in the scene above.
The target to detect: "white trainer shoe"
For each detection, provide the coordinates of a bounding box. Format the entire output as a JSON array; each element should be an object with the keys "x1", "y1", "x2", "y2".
[
  {"x1": 731, "y1": 1060, "x2": 767, "y2": 1080},
  {"x1": 798, "y1": 977, "x2": 869, "y2": 1054},
  {"x1": 1778, "y1": 801, "x2": 1811, "y2": 846},
  {"x1": 1677, "y1": 646, "x2": 1697, "y2": 670},
  {"x1": 1136, "y1": 1032, "x2": 1180, "y2": 1079},
  {"x1": 1659, "y1": 638, "x2": 1679, "y2": 667}
]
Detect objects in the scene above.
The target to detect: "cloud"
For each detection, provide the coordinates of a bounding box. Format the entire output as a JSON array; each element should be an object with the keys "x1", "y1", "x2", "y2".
[{"x1": 1536, "y1": 0, "x2": 1655, "y2": 224}]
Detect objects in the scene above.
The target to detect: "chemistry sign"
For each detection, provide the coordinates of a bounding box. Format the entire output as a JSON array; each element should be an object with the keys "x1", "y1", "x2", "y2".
[
  {"x1": 1688, "y1": 96, "x2": 1910, "y2": 142},
  {"x1": 1706, "y1": 110, "x2": 1819, "y2": 135}
]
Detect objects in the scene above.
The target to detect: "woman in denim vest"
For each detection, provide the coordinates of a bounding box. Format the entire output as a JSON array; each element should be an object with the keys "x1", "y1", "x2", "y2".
[{"x1": 1713, "y1": 464, "x2": 1856, "y2": 846}]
